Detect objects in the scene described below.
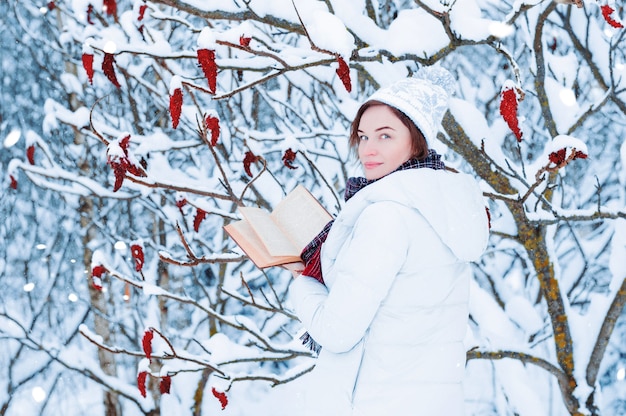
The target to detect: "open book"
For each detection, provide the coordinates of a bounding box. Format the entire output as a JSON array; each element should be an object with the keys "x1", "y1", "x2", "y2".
[{"x1": 224, "y1": 185, "x2": 333, "y2": 268}]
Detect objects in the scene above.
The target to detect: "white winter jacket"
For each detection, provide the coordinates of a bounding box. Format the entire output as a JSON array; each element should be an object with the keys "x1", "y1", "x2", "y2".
[{"x1": 289, "y1": 168, "x2": 489, "y2": 416}]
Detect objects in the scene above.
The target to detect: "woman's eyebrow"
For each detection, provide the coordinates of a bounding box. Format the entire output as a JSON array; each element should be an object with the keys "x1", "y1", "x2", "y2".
[{"x1": 357, "y1": 126, "x2": 396, "y2": 132}]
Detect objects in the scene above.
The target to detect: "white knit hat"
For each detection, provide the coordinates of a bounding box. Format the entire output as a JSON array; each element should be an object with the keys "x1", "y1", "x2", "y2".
[{"x1": 366, "y1": 66, "x2": 455, "y2": 144}]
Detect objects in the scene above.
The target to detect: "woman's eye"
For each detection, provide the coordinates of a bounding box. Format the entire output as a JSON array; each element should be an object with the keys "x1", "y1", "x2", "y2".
[
  {"x1": 359, "y1": 135, "x2": 368, "y2": 141},
  {"x1": 381, "y1": 133, "x2": 391, "y2": 140}
]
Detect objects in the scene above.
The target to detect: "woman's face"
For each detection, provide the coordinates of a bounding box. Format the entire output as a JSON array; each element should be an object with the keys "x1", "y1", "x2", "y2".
[{"x1": 357, "y1": 105, "x2": 413, "y2": 180}]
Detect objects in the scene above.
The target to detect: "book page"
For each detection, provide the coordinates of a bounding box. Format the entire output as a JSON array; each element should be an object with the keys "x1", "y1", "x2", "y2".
[
  {"x1": 223, "y1": 220, "x2": 301, "y2": 268},
  {"x1": 238, "y1": 206, "x2": 300, "y2": 257},
  {"x1": 223, "y1": 185, "x2": 333, "y2": 269},
  {"x1": 270, "y1": 185, "x2": 333, "y2": 250}
]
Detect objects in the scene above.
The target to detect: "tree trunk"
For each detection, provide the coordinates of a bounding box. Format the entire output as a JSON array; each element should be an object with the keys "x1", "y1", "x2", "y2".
[{"x1": 81, "y1": 195, "x2": 122, "y2": 416}]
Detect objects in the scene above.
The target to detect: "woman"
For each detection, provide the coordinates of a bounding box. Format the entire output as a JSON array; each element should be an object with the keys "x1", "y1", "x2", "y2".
[{"x1": 287, "y1": 66, "x2": 489, "y2": 415}]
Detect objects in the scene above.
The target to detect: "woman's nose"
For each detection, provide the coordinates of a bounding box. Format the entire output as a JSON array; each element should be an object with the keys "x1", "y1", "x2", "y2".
[{"x1": 361, "y1": 139, "x2": 377, "y2": 155}]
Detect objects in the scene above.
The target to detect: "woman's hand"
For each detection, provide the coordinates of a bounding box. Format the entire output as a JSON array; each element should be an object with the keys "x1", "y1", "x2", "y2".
[{"x1": 282, "y1": 261, "x2": 305, "y2": 279}]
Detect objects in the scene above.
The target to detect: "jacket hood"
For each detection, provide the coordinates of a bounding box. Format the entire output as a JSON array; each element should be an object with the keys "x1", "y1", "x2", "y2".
[{"x1": 338, "y1": 168, "x2": 489, "y2": 262}]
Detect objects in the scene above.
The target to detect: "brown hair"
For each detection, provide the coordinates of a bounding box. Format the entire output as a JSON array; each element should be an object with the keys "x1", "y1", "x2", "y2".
[{"x1": 349, "y1": 100, "x2": 429, "y2": 160}]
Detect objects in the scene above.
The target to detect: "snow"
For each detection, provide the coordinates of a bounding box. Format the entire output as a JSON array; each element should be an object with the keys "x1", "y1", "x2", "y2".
[
  {"x1": 339, "y1": 5, "x2": 461, "y2": 59},
  {"x1": 197, "y1": 27, "x2": 217, "y2": 49},
  {"x1": 545, "y1": 77, "x2": 581, "y2": 132},
  {"x1": 301, "y1": 7, "x2": 355, "y2": 58},
  {"x1": 180, "y1": 0, "x2": 241, "y2": 14},
  {"x1": 548, "y1": 134, "x2": 588, "y2": 155},
  {"x1": 24, "y1": 130, "x2": 39, "y2": 147},
  {"x1": 134, "y1": 129, "x2": 199, "y2": 155},
  {"x1": 60, "y1": 73, "x2": 84, "y2": 95},
  {"x1": 142, "y1": 282, "x2": 168, "y2": 296},
  {"x1": 449, "y1": 0, "x2": 514, "y2": 41},
  {"x1": 546, "y1": 51, "x2": 581, "y2": 87},
  {"x1": 449, "y1": 97, "x2": 492, "y2": 147},
  {"x1": 79, "y1": 324, "x2": 104, "y2": 345},
  {"x1": 497, "y1": 359, "x2": 552, "y2": 416},
  {"x1": 469, "y1": 278, "x2": 524, "y2": 345},
  {"x1": 3, "y1": 129, "x2": 22, "y2": 148},
  {"x1": 42, "y1": 113, "x2": 60, "y2": 135},
  {"x1": 43, "y1": 99, "x2": 90, "y2": 130},
  {"x1": 504, "y1": 295, "x2": 544, "y2": 335},
  {"x1": 203, "y1": 333, "x2": 255, "y2": 363},
  {"x1": 383, "y1": 9, "x2": 448, "y2": 56},
  {"x1": 169, "y1": 75, "x2": 182, "y2": 95}
]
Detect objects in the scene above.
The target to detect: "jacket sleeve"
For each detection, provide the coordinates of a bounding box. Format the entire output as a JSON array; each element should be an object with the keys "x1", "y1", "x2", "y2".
[{"x1": 289, "y1": 201, "x2": 411, "y2": 353}]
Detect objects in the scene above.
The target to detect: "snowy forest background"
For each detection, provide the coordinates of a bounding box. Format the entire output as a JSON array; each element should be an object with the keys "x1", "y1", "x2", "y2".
[{"x1": 1, "y1": 0, "x2": 626, "y2": 415}]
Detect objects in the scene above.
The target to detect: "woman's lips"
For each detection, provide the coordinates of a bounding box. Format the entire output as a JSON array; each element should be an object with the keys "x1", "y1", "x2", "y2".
[{"x1": 363, "y1": 162, "x2": 382, "y2": 169}]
